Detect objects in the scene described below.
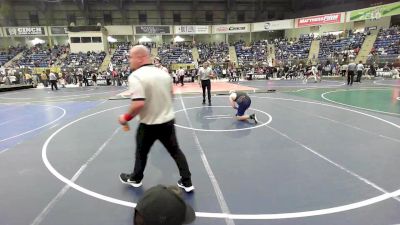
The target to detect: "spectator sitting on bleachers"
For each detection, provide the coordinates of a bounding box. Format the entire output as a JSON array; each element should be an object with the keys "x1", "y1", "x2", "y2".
[
  {"x1": 374, "y1": 26, "x2": 399, "y2": 56},
  {"x1": 157, "y1": 42, "x2": 193, "y2": 66},
  {"x1": 61, "y1": 51, "x2": 106, "y2": 72},
  {"x1": 197, "y1": 42, "x2": 229, "y2": 64}
]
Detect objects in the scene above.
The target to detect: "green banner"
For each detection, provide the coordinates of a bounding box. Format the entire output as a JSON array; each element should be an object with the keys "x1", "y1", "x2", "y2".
[{"x1": 349, "y1": 2, "x2": 400, "y2": 21}]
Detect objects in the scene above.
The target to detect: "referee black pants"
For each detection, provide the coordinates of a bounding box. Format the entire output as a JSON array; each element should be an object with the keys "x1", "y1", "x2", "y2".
[
  {"x1": 347, "y1": 71, "x2": 355, "y2": 85},
  {"x1": 201, "y1": 79, "x2": 211, "y2": 103},
  {"x1": 50, "y1": 80, "x2": 58, "y2": 90},
  {"x1": 131, "y1": 119, "x2": 192, "y2": 185}
]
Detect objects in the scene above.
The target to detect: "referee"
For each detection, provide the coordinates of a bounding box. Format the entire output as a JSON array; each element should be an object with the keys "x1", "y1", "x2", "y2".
[
  {"x1": 198, "y1": 61, "x2": 214, "y2": 106},
  {"x1": 118, "y1": 45, "x2": 194, "y2": 192}
]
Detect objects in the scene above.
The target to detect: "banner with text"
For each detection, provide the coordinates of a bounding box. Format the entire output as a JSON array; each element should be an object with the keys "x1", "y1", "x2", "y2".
[
  {"x1": 135, "y1": 25, "x2": 171, "y2": 35},
  {"x1": 50, "y1": 26, "x2": 68, "y2": 35},
  {"x1": 212, "y1": 23, "x2": 250, "y2": 34},
  {"x1": 347, "y1": 2, "x2": 400, "y2": 22},
  {"x1": 252, "y1": 19, "x2": 294, "y2": 32},
  {"x1": 4, "y1": 27, "x2": 47, "y2": 36},
  {"x1": 296, "y1": 13, "x2": 345, "y2": 28},
  {"x1": 0, "y1": 28, "x2": 3, "y2": 37},
  {"x1": 174, "y1": 25, "x2": 210, "y2": 34}
]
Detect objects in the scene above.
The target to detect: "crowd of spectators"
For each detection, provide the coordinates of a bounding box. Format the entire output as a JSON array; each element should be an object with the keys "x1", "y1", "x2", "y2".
[
  {"x1": 60, "y1": 51, "x2": 106, "y2": 71},
  {"x1": 274, "y1": 34, "x2": 313, "y2": 61},
  {"x1": 0, "y1": 46, "x2": 26, "y2": 66},
  {"x1": 197, "y1": 42, "x2": 229, "y2": 64},
  {"x1": 12, "y1": 44, "x2": 68, "y2": 68},
  {"x1": 157, "y1": 42, "x2": 193, "y2": 65},
  {"x1": 318, "y1": 32, "x2": 366, "y2": 61},
  {"x1": 234, "y1": 40, "x2": 268, "y2": 65},
  {"x1": 372, "y1": 26, "x2": 399, "y2": 56},
  {"x1": 111, "y1": 42, "x2": 131, "y2": 68}
]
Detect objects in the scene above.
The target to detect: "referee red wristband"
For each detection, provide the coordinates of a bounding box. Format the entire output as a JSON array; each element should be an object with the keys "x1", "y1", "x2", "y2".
[{"x1": 123, "y1": 113, "x2": 134, "y2": 121}]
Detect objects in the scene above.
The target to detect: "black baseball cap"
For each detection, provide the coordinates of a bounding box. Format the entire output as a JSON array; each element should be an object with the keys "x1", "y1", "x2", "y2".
[{"x1": 135, "y1": 185, "x2": 196, "y2": 225}]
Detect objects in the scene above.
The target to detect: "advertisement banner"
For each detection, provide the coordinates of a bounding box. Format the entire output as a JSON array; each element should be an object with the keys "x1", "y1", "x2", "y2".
[
  {"x1": 50, "y1": 26, "x2": 68, "y2": 35},
  {"x1": 135, "y1": 25, "x2": 171, "y2": 35},
  {"x1": 0, "y1": 28, "x2": 3, "y2": 37},
  {"x1": 212, "y1": 23, "x2": 250, "y2": 34},
  {"x1": 347, "y1": 2, "x2": 400, "y2": 22},
  {"x1": 174, "y1": 25, "x2": 210, "y2": 34},
  {"x1": 5, "y1": 27, "x2": 46, "y2": 36},
  {"x1": 252, "y1": 19, "x2": 294, "y2": 32},
  {"x1": 296, "y1": 13, "x2": 344, "y2": 28}
]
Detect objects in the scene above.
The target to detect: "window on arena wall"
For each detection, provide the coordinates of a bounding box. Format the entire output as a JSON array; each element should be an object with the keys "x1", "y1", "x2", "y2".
[
  {"x1": 173, "y1": 12, "x2": 181, "y2": 23},
  {"x1": 237, "y1": 12, "x2": 245, "y2": 22},
  {"x1": 206, "y1": 11, "x2": 213, "y2": 22},
  {"x1": 29, "y1": 13, "x2": 39, "y2": 26},
  {"x1": 70, "y1": 37, "x2": 81, "y2": 43},
  {"x1": 92, "y1": 37, "x2": 102, "y2": 43},
  {"x1": 81, "y1": 37, "x2": 92, "y2": 43},
  {"x1": 139, "y1": 12, "x2": 147, "y2": 24},
  {"x1": 104, "y1": 12, "x2": 112, "y2": 25}
]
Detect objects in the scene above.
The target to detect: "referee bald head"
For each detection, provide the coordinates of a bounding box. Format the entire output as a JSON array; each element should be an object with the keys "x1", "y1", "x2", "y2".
[{"x1": 129, "y1": 45, "x2": 151, "y2": 70}]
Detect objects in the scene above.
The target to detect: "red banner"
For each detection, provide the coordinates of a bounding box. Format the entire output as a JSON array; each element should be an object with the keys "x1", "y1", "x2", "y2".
[{"x1": 297, "y1": 13, "x2": 343, "y2": 27}]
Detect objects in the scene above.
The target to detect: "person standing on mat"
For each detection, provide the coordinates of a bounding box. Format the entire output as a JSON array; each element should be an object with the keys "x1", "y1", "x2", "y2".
[
  {"x1": 229, "y1": 90, "x2": 258, "y2": 124},
  {"x1": 347, "y1": 60, "x2": 357, "y2": 86},
  {"x1": 356, "y1": 61, "x2": 364, "y2": 83},
  {"x1": 118, "y1": 45, "x2": 194, "y2": 193},
  {"x1": 198, "y1": 61, "x2": 214, "y2": 105},
  {"x1": 49, "y1": 71, "x2": 58, "y2": 91}
]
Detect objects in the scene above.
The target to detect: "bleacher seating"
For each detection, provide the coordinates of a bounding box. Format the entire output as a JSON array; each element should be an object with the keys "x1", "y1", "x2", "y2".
[
  {"x1": 111, "y1": 42, "x2": 130, "y2": 68},
  {"x1": 13, "y1": 44, "x2": 67, "y2": 68},
  {"x1": 319, "y1": 32, "x2": 366, "y2": 60},
  {"x1": 197, "y1": 42, "x2": 229, "y2": 63},
  {"x1": 234, "y1": 40, "x2": 268, "y2": 63},
  {"x1": 61, "y1": 51, "x2": 106, "y2": 70},
  {"x1": 0, "y1": 46, "x2": 25, "y2": 66},
  {"x1": 157, "y1": 42, "x2": 193, "y2": 65},
  {"x1": 274, "y1": 35, "x2": 313, "y2": 61},
  {"x1": 373, "y1": 26, "x2": 400, "y2": 56}
]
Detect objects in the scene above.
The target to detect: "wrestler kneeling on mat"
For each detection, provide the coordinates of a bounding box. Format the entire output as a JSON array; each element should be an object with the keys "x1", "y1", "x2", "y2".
[{"x1": 229, "y1": 90, "x2": 258, "y2": 124}]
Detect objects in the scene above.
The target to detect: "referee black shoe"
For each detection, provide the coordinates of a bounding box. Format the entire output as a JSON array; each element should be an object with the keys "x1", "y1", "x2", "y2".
[
  {"x1": 177, "y1": 179, "x2": 195, "y2": 192},
  {"x1": 119, "y1": 173, "x2": 142, "y2": 187}
]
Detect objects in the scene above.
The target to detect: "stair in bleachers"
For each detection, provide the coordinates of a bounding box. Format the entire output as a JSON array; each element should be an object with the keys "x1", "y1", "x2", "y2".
[
  {"x1": 308, "y1": 40, "x2": 320, "y2": 64},
  {"x1": 267, "y1": 44, "x2": 275, "y2": 66},
  {"x1": 228, "y1": 46, "x2": 238, "y2": 67},
  {"x1": 192, "y1": 47, "x2": 199, "y2": 62},
  {"x1": 4, "y1": 52, "x2": 24, "y2": 67},
  {"x1": 151, "y1": 48, "x2": 158, "y2": 58},
  {"x1": 100, "y1": 48, "x2": 115, "y2": 71},
  {"x1": 356, "y1": 34, "x2": 377, "y2": 63}
]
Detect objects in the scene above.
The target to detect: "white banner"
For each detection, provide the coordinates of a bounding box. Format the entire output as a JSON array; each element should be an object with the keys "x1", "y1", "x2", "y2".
[
  {"x1": 174, "y1": 25, "x2": 210, "y2": 34},
  {"x1": 4, "y1": 26, "x2": 47, "y2": 36},
  {"x1": 212, "y1": 23, "x2": 250, "y2": 34},
  {"x1": 252, "y1": 19, "x2": 294, "y2": 32}
]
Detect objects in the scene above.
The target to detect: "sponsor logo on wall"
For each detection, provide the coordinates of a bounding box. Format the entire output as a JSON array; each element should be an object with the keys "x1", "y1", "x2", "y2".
[
  {"x1": 348, "y1": 2, "x2": 400, "y2": 22},
  {"x1": 213, "y1": 24, "x2": 249, "y2": 33},
  {"x1": 252, "y1": 19, "x2": 294, "y2": 31},
  {"x1": 135, "y1": 26, "x2": 170, "y2": 34},
  {"x1": 5, "y1": 27, "x2": 46, "y2": 36},
  {"x1": 175, "y1": 25, "x2": 209, "y2": 34},
  {"x1": 51, "y1": 27, "x2": 68, "y2": 35},
  {"x1": 297, "y1": 13, "x2": 343, "y2": 27}
]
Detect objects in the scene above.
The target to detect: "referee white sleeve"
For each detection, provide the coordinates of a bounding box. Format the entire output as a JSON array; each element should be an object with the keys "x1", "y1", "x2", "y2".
[{"x1": 128, "y1": 76, "x2": 146, "y2": 101}]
